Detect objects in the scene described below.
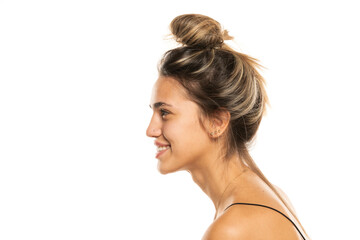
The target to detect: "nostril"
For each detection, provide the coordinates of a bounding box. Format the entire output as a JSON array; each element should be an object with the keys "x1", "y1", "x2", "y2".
[{"x1": 147, "y1": 127, "x2": 161, "y2": 138}]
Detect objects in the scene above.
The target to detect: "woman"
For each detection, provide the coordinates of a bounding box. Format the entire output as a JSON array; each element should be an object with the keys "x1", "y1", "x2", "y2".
[{"x1": 146, "y1": 14, "x2": 310, "y2": 240}]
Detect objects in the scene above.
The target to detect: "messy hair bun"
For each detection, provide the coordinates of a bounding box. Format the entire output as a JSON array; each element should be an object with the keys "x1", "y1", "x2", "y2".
[{"x1": 170, "y1": 14, "x2": 233, "y2": 49}]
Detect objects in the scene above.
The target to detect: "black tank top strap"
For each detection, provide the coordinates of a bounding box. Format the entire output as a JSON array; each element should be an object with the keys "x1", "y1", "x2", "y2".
[{"x1": 224, "y1": 203, "x2": 306, "y2": 240}]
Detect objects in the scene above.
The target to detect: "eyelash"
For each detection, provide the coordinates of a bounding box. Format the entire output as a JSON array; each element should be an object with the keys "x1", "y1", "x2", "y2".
[{"x1": 160, "y1": 109, "x2": 169, "y2": 118}]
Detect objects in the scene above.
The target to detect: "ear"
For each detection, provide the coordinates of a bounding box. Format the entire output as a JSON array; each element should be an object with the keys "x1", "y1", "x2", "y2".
[{"x1": 208, "y1": 108, "x2": 231, "y2": 138}]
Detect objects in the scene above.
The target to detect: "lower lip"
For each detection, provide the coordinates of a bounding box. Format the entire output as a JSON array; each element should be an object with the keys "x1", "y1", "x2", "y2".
[{"x1": 156, "y1": 147, "x2": 170, "y2": 158}]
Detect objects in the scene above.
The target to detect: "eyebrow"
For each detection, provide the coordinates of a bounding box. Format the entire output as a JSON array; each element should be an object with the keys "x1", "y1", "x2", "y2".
[{"x1": 149, "y1": 102, "x2": 173, "y2": 109}]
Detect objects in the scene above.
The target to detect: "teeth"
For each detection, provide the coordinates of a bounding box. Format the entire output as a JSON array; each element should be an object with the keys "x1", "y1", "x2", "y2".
[{"x1": 157, "y1": 145, "x2": 170, "y2": 152}]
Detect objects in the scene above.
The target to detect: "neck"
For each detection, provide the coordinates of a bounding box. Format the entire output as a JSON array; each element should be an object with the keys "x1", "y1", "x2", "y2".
[{"x1": 186, "y1": 152, "x2": 249, "y2": 218}]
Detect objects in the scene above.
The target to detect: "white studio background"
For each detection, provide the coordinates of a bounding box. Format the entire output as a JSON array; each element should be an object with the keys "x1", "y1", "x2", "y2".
[{"x1": 0, "y1": 0, "x2": 359, "y2": 239}]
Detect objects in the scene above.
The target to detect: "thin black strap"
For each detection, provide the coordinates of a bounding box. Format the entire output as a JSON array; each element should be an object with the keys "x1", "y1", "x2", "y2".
[{"x1": 224, "y1": 203, "x2": 306, "y2": 240}]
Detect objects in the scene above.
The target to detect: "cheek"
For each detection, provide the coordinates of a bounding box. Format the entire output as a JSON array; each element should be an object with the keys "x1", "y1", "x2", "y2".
[{"x1": 163, "y1": 118, "x2": 208, "y2": 154}]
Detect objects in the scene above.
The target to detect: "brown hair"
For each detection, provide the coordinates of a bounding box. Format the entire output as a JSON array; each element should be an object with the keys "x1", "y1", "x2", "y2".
[{"x1": 159, "y1": 13, "x2": 305, "y2": 232}]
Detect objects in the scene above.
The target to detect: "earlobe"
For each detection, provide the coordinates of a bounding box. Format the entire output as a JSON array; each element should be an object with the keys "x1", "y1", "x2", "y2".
[
  {"x1": 209, "y1": 129, "x2": 221, "y2": 137},
  {"x1": 208, "y1": 109, "x2": 230, "y2": 137}
]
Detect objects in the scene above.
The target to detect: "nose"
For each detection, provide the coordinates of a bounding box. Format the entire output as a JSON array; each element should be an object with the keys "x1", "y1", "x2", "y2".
[{"x1": 146, "y1": 114, "x2": 162, "y2": 138}]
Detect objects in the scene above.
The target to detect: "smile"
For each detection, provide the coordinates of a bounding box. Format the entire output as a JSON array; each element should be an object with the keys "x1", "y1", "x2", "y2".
[
  {"x1": 157, "y1": 145, "x2": 171, "y2": 152},
  {"x1": 156, "y1": 146, "x2": 171, "y2": 158}
]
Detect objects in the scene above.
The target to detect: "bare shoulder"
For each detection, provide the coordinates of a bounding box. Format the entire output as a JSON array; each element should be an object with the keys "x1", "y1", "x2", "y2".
[
  {"x1": 273, "y1": 184, "x2": 297, "y2": 214},
  {"x1": 202, "y1": 204, "x2": 303, "y2": 240}
]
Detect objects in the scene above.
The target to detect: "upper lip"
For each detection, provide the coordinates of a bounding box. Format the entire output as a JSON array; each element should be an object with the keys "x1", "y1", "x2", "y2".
[{"x1": 154, "y1": 141, "x2": 171, "y2": 147}]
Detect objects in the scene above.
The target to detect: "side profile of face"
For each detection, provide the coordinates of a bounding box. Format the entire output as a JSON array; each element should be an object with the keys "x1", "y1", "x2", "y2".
[{"x1": 146, "y1": 76, "x2": 213, "y2": 174}]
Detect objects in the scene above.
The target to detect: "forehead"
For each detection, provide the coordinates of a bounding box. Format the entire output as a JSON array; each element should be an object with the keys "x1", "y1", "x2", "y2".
[{"x1": 150, "y1": 76, "x2": 190, "y2": 106}]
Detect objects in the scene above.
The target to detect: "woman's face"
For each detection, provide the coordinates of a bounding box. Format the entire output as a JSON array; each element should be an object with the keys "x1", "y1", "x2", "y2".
[{"x1": 146, "y1": 76, "x2": 212, "y2": 174}]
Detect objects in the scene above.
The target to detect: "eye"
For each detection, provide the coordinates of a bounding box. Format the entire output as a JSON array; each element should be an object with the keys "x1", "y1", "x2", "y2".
[{"x1": 160, "y1": 109, "x2": 169, "y2": 118}]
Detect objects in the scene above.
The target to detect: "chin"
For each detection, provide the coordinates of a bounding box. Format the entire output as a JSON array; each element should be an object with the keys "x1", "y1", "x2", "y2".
[
  {"x1": 157, "y1": 165, "x2": 175, "y2": 175},
  {"x1": 157, "y1": 161, "x2": 182, "y2": 175}
]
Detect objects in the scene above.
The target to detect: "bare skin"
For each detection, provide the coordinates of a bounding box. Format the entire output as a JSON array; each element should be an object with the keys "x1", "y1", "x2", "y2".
[{"x1": 147, "y1": 76, "x2": 308, "y2": 239}]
